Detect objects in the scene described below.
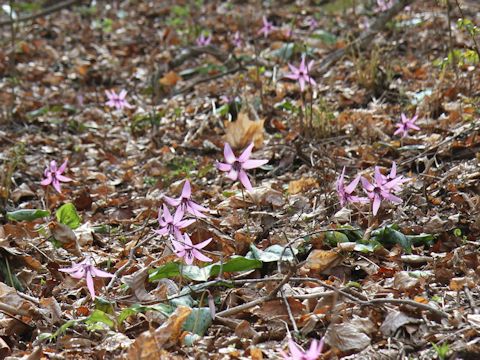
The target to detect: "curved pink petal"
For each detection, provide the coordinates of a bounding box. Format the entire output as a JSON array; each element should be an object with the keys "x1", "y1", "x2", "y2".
[
  {"x1": 176, "y1": 218, "x2": 196, "y2": 229},
  {"x1": 238, "y1": 170, "x2": 253, "y2": 191},
  {"x1": 216, "y1": 162, "x2": 232, "y2": 172},
  {"x1": 184, "y1": 251, "x2": 195, "y2": 265},
  {"x1": 181, "y1": 180, "x2": 192, "y2": 199},
  {"x1": 361, "y1": 177, "x2": 374, "y2": 192},
  {"x1": 288, "y1": 339, "x2": 304, "y2": 358},
  {"x1": 382, "y1": 191, "x2": 402, "y2": 204},
  {"x1": 372, "y1": 195, "x2": 382, "y2": 215},
  {"x1": 227, "y1": 168, "x2": 239, "y2": 181},
  {"x1": 164, "y1": 195, "x2": 181, "y2": 207},
  {"x1": 56, "y1": 174, "x2": 73, "y2": 182},
  {"x1": 154, "y1": 227, "x2": 169, "y2": 236},
  {"x1": 192, "y1": 249, "x2": 212, "y2": 262},
  {"x1": 350, "y1": 195, "x2": 370, "y2": 203},
  {"x1": 162, "y1": 204, "x2": 173, "y2": 223},
  {"x1": 91, "y1": 268, "x2": 114, "y2": 278},
  {"x1": 52, "y1": 179, "x2": 62, "y2": 193},
  {"x1": 345, "y1": 175, "x2": 361, "y2": 194},
  {"x1": 41, "y1": 177, "x2": 52, "y2": 186},
  {"x1": 409, "y1": 124, "x2": 420, "y2": 130},
  {"x1": 401, "y1": 113, "x2": 408, "y2": 123},
  {"x1": 182, "y1": 233, "x2": 193, "y2": 246},
  {"x1": 298, "y1": 77, "x2": 305, "y2": 92},
  {"x1": 242, "y1": 159, "x2": 268, "y2": 169},
  {"x1": 223, "y1": 143, "x2": 236, "y2": 164},
  {"x1": 173, "y1": 207, "x2": 185, "y2": 224},
  {"x1": 171, "y1": 238, "x2": 185, "y2": 252},
  {"x1": 194, "y1": 237, "x2": 212, "y2": 249},
  {"x1": 389, "y1": 162, "x2": 397, "y2": 178},
  {"x1": 238, "y1": 143, "x2": 254, "y2": 162},
  {"x1": 86, "y1": 271, "x2": 96, "y2": 299},
  {"x1": 119, "y1": 89, "x2": 127, "y2": 99},
  {"x1": 58, "y1": 159, "x2": 68, "y2": 173}
]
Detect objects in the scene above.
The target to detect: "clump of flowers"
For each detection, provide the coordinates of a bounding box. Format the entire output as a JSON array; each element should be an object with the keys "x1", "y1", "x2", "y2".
[
  {"x1": 155, "y1": 205, "x2": 195, "y2": 241},
  {"x1": 336, "y1": 167, "x2": 369, "y2": 207},
  {"x1": 196, "y1": 33, "x2": 212, "y2": 46},
  {"x1": 41, "y1": 159, "x2": 73, "y2": 193},
  {"x1": 105, "y1": 89, "x2": 133, "y2": 111},
  {"x1": 216, "y1": 143, "x2": 268, "y2": 192},
  {"x1": 258, "y1": 16, "x2": 274, "y2": 38},
  {"x1": 285, "y1": 55, "x2": 316, "y2": 92},
  {"x1": 231, "y1": 31, "x2": 242, "y2": 47},
  {"x1": 394, "y1": 113, "x2": 420, "y2": 138},
  {"x1": 59, "y1": 257, "x2": 113, "y2": 299},
  {"x1": 376, "y1": 0, "x2": 395, "y2": 12},
  {"x1": 282, "y1": 338, "x2": 324, "y2": 360}
]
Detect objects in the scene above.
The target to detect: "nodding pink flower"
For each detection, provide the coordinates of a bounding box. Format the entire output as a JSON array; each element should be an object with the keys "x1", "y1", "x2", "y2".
[
  {"x1": 171, "y1": 233, "x2": 212, "y2": 265},
  {"x1": 232, "y1": 31, "x2": 242, "y2": 47},
  {"x1": 41, "y1": 159, "x2": 73, "y2": 193},
  {"x1": 361, "y1": 167, "x2": 404, "y2": 216},
  {"x1": 285, "y1": 55, "x2": 316, "y2": 92},
  {"x1": 154, "y1": 205, "x2": 195, "y2": 240},
  {"x1": 196, "y1": 33, "x2": 212, "y2": 46},
  {"x1": 336, "y1": 167, "x2": 369, "y2": 207},
  {"x1": 379, "y1": 162, "x2": 410, "y2": 191},
  {"x1": 105, "y1": 89, "x2": 133, "y2": 111},
  {"x1": 394, "y1": 113, "x2": 420, "y2": 137},
  {"x1": 163, "y1": 180, "x2": 209, "y2": 218},
  {"x1": 258, "y1": 16, "x2": 274, "y2": 38},
  {"x1": 376, "y1": 0, "x2": 395, "y2": 12},
  {"x1": 216, "y1": 143, "x2": 268, "y2": 192},
  {"x1": 282, "y1": 338, "x2": 324, "y2": 360},
  {"x1": 59, "y1": 257, "x2": 113, "y2": 300}
]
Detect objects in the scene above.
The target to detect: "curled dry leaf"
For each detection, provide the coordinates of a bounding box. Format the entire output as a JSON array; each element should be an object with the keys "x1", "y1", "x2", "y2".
[
  {"x1": 379, "y1": 310, "x2": 422, "y2": 337},
  {"x1": 325, "y1": 316, "x2": 376, "y2": 352},
  {"x1": 50, "y1": 222, "x2": 81, "y2": 256},
  {"x1": 224, "y1": 111, "x2": 265, "y2": 150},
  {"x1": 304, "y1": 249, "x2": 344, "y2": 273},
  {"x1": 288, "y1": 177, "x2": 319, "y2": 195}
]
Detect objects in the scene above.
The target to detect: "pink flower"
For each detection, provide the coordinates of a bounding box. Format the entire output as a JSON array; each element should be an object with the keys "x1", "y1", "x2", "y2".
[
  {"x1": 258, "y1": 16, "x2": 274, "y2": 38},
  {"x1": 171, "y1": 233, "x2": 212, "y2": 265},
  {"x1": 285, "y1": 55, "x2": 316, "y2": 92},
  {"x1": 154, "y1": 205, "x2": 195, "y2": 240},
  {"x1": 196, "y1": 33, "x2": 212, "y2": 46},
  {"x1": 282, "y1": 338, "x2": 324, "y2": 360},
  {"x1": 164, "y1": 180, "x2": 209, "y2": 218},
  {"x1": 376, "y1": 0, "x2": 395, "y2": 12},
  {"x1": 336, "y1": 167, "x2": 369, "y2": 207},
  {"x1": 41, "y1": 159, "x2": 73, "y2": 193},
  {"x1": 394, "y1": 113, "x2": 420, "y2": 137},
  {"x1": 307, "y1": 17, "x2": 318, "y2": 30},
  {"x1": 59, "y1": 257, "x2": 113, "y2": 300},
  {"x1": 105, "y1": 89, "x2": 133, "y2": 111},
  {"x1": 361, "y1": 167, "x2": 404, "y2": 216},
  {"x1": 216, "y1": 143, "x2": 268, "y2": 192},
  {"x1": 231, "y1": 31, "x2": 242, "y2": 47},
  {"x1": 379, "y1": 162, "x2": 410, "y2": 191}
]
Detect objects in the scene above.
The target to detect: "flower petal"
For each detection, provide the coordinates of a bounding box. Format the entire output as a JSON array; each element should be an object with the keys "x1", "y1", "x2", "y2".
[
  {"x1": 192, "y1": 249, "x2": 212, "y2": 262},
  {"x1": 164, "y1": 195, "x2": 181, "y2": 207},
  {"x1": 223, "y1": 143, "x2": 236, "y2": 164},
  {"x1": 372, "y1": 194, "x2": 382, "y2": 215},
  {"x1": 242, "y1": 159, "x2": 268, "y2": 169},
  {"x1": 238, "y1": 170, "x2": 253, "y2": 191},
  {"x1": 238, "y1": 143, "x2": 254, "y2": 162},
  {"x1": 181, "y1": 180, "x2": 192, "y2": 199},
  {"x1": 216, "y1": 162, "x2": 232, "y2": 172},
  {"x1": 194, "y1": 237, "x2": 212, "y2": 249},
  {"x1": 56, "y1": 174, "x2": 73, "y2": 182},
  {"x1": 86, "y1": 271, "x2": 96, "y2": 299}
]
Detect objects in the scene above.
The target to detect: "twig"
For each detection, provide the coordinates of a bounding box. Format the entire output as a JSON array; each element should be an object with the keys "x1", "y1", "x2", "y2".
[
  {"x1": 281, "y1": 289, "x2": 299, "y2": 333},
  {"x1": 106, "y1": 234, "x2": 156, "y2": 291},
  {"x1": 0, "y1": 0, "x2": 83, "y2": 27}
]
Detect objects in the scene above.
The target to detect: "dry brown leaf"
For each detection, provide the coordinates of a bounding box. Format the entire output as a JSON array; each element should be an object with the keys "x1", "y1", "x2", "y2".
[
  {"x1": 325, "y1": 316, "x2": 375, "y2": 352},
  {"x1": 126, "y1": 306, "x2": 191, "y2": 359},
  {"x1": 379, "y1": 310, "x2": 421, "y2": 337},
  {"x1": 50, "y1": 222, "x2": 81, "y2": 256},
  {"x1": 253, "y1": 298, "x2": 304, "y2": 324},
  {"x1": 159, "y1": 71, "x2": 181, "y2": 87},
  {"x1": 304, "y1": 249, "x2": 344, "y2": 273},
  {"x1": 288, "y1": 177, "x2": 319, "y2": 195},
  {"x1": 224, "y1": 111, "x2": 265, "y2": 149}
]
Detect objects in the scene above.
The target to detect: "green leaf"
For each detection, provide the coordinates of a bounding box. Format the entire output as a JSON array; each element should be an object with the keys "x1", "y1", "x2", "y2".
[
  {"x1": 246, "y1": 244, "x2": 297, "y2": 262},
  {"x1": 407, "y1": 233, "x2": 435, "y2": 247},
  {"x1": 149, "y1": 257, "x2": 262, "y2": 282},
  {"x1": 56, "y1": 203, "x2": 81, "y2": 229},
  {"x1": 371, "y1": 225, "x2": 412, "y2": 254},
  {"x1": 183, "y1": 307, "x2": 212, "y2": 336},
  {"x1": 85, "y1": 310, "x2": 115, "y2": 331},
  {"x1": 6, "y1": 209, "x2": 50, "y2": 222},
  {"x1": 325, "y1": 231, "x2": 350, "y2": 246}
]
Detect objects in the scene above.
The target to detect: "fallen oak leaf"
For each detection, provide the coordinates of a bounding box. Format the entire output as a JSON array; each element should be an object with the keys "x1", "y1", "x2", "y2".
[{"x1": 224, "y1": 111, "x2": 265, "y2": 150}]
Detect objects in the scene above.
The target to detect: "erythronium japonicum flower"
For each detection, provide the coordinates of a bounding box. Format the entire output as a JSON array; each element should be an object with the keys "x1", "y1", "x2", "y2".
[
  {"x1": 394, "y1": 113, "x2": 420, "y2": 137},
  {"x1": 171, "y1": 233, "x2": 212, "y2": 265},
  {"x1": 154, "y1": 205, "x2": 195, "y2": 240},
  {"x1": 285, "y1": 55, "x2": 316, "y2": 92},
  {"x1": 232, "y1": 31, "x2": 242, "y2": 47},
  {"x1": 379, "y1": 162, "x2": 410, "y2": 191},
  {"x1": 361, "y1": 166, "x2": 404, "y2": 216},
  {"x1": 41, "y1": 159, "x2": 73, "y2": 193},
  {"x1": 336, "y1": 167, "x2": 369, "y2": 207},
  {"x1": 59, "y1": 257, "x2": 113, "y2": 299},
  {"x1": 258, "y1": 16, "x2": 274, "y2": 38},
  {"x1": 163, "y1": 180, "x2": 209, "y2": 218},
  {"x1": 196, "y1": 33, "x2": 212, "y2": 46},
  {"x1": 105, "y1": 89, "x2": 133, "y2": 111},
  {"x1": 216, "y1": 143, "x2": 269, "y2": 192},
  {"x1": 282, "y1": 338, "x2": 324, "y2": 360},
  {"x1": 376, "y1": 0, "x2": 395, "y2": 12}
]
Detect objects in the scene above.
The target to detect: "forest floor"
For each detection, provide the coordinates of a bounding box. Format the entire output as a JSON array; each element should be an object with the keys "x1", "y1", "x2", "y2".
[{"x1": 0, "y1": 0, "x2": 480, "y2": 359}]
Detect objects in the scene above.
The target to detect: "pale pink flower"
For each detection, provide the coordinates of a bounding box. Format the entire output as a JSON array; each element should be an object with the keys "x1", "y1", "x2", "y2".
[
  {"x1": 105, "y1": 89, "x2": 133, "y2": 110},
  {"x1": 163, "y1": 180, "x2": 209, "y2": 218},
  {"x1": 307, "y1": 17, "x2": 318, "y2": 30},
  {"x1": 394, "y1": 113, "x2": 420, "y2": 137},
  {"x1": 216, "y1": 143, "x2": 268, "y2": 192},
  {"x1": 59, "y1": 257, "x2": 113, "y2": 300},
  {"x1": 379, "y1": 162, "x2": 410, "y2": 191},
  {"x1": 231, "y1": 31, "x2": 242, "y2": 47},
  {"x1": 196, "y1": 33, "x2": 212, "y2": 46},
  {"x1": 285, "y1": 55, "x2": 316, "y2": 92},
  {"x1": 376, "y1": 0, "x2": 395, "y2": 12},
  {"x1": 258, "y1": 16, "x2": 274, "y2": 38},
  {"x1": 336, "y1": 167, "x2": 369, "y2": 207},
  {"x1": 282, "y1": 338, "x2": 324, "y2": 360},
  {"x1": 41, "y1": 159, "x2": 73, "y2": 193},
  {"x1": 171, "y1": 233, "x2": 212, "y2": 265},
  {"x1": 361, "y1": 167, "x2": 404, "y2": 216},
  {"x1": 154, "y1": 205, "x2": 195, "y2": 240}
]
